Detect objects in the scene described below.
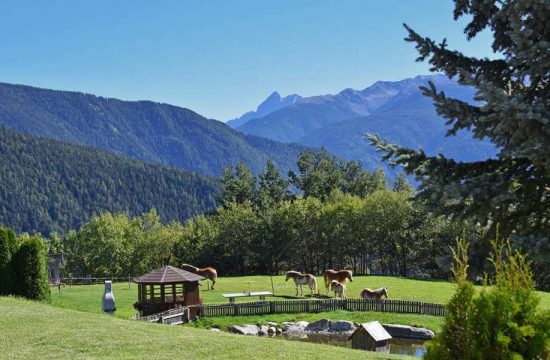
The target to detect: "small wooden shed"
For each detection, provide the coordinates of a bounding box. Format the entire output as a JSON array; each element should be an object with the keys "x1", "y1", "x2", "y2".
[
  {"x1": 348, "y1": 321, "x2": 392, "y2": 352},
  {"x1": 133, "y1": 266, "x2": 205, "y2": 318}
]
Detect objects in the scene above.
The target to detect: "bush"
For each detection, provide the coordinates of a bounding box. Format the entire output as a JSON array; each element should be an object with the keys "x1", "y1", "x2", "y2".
[
  {"x1": 0, "y1": 227, "x2": 18, "y2": 295},
  {"x1": 425, "y1": 238, "x2": 550, "y2": 359},
  {"x1": 12, "y1": 235, "x2": 50, "y2": 302}
]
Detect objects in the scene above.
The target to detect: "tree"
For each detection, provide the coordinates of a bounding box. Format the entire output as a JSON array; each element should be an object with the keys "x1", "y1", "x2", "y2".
[
  {"x1": 0, "y1": 227, "x2": 18, "y2": 295},
  {"x1": 12, "y1": 234, "x2": 50, "y2": 302},
  {"x1": 257, "y1": 160, "x2": 290, "y2": 208},
  {"x1": 392, "y1": 173, "x2": 414, "y2": 194},
  {"x1": 368, "y1": 0, "x2": 550, "y2": 288},
  {"x1": 219, "y1": 162, "x2": 256, "y2": 205}
]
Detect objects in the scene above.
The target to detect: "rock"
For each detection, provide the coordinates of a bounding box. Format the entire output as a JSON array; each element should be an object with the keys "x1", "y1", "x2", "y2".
[
  {"x1": 285, "y1": 321, "x2": 309, "y2": 334},
  {"x1": 329, "y1": 320, "x2": 355, "y2": 332},
  {"x1": 382, "y1": 324, "x2": 435, "y2": 340},
  {"x1": 276, "y1": 328, "x2": 283, "y2": 334},
  {"x1": 228, "y1": 324, "x2": 259, "y2": 336},
  {"x1": 210, "y1": 328, "x2": 221, "y2": 333},
  {"x1": 295, "y1": 321, "x2": 309, "y2": 328},
  {"x1": 306, "y1": 319, "x2": 331, "y2": 332},
  {"x1": 281, "y1": 322, "x2": 295, "y2": 331},
  {"x1": 258, "y1": 325, "x2": 269, "y2": 335},
  {"x1": 268, "y1": 326, "x2": 276, "y2": 334},
  {"x1": 266, "y1": 321, "x2": 278, "y2": 327}
]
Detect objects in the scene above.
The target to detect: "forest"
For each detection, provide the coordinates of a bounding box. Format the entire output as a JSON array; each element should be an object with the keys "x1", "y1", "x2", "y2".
[
  {"x1": 34, "y1": 149, "x2": 483, "y2": 284},
  {"x1": 0, "y1": 128, "x2": 219, "y2": 235}
]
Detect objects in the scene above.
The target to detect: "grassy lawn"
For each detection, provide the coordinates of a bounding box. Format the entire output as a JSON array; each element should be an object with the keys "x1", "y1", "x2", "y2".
[
  {"x1": 51, "y1": 274, "x2": 550, "y2": 321},
  {"x1": 0, "y1": 297, "x2": 411, "y2": 360}
]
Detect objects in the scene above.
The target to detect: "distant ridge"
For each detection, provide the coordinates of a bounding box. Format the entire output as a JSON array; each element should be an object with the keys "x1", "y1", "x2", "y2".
[
  {"x1": 232, "y1": 74, "x2": 496, "y2": 175},
  {"x1": 0, "y1": 82, "x2": 305, "y2": 177},
  {"x1": 227, "y1": 91, "x2": 302, "y2": 128}
]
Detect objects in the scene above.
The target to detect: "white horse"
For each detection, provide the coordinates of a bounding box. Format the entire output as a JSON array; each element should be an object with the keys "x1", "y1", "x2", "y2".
[
  {"x1": 330, "y1": 280, "x2": 346, "y2": 298},
  {"x1": 285, "y1": 271, "x2": 318, "y2": 296}
]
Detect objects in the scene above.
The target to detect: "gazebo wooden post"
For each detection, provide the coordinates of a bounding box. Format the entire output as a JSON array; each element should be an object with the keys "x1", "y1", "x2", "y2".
[
  {"x1": 160, "y1": 284, "x2": 165, "y2": 304},
  {"x1": 149, "y1": 284, "x2": 154, "y2": 302},
  {"x1": 172, "y1": 283, "x2": 176, "y2": 304},
  {"x1": 141, "y1": 284, "x2": 146, "y2": 303}
]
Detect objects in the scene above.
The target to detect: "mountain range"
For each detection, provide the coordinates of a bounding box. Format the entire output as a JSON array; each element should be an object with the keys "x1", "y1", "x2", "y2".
[
  {"x1": 231, "y1": 74, "x2": 496, "y2": 172},
  {"x1": 0, "y1": 82, "x2": 304, "y2": 177}
]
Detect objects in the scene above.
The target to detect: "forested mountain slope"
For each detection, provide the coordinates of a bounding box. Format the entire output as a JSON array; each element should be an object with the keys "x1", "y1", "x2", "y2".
[
  {"x1": 0, "y1": 128, "x2": 220, "y2": 235},
  {"x1": 0, "y1": 82, "x2": 304, "y2": 176}
]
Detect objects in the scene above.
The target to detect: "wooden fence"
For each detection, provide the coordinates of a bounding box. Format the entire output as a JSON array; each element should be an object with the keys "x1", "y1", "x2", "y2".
[
  {"x1": 139, "y1": 298, "x2": 447, "y2": 325},
  {"x1": 201, "y1": 298, "x2": 447, "y2": 318}
]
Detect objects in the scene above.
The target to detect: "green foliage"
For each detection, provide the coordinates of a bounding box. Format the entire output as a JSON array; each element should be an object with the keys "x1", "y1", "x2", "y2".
[
  {"x1": 368, "y1": 0, "x2": 550, "y2": 289},
  {"x1": 0, "y1": 227, "x2": 18, "y2": 295},
  {"x1": 425, "y1": 238, "x2": 550, "y2": 359},
  {"x1": 219, "y1": 162, "x2": 257, "y2": 205},
  {"x1": 63, "y1": 210, "x2": 182, "y2": 278},
  {"x1": 256, "y1": 159, "x2": 291, "y2": 208},
  {"x1": 0, "y1": 128, "x2": 219, "y2": 236},
  {"x1": 12, "y1": 234, "x2": 50, "y2": 302},
  {"x1": 289, "y1": 148, "x2": 385, "y2": 199}
]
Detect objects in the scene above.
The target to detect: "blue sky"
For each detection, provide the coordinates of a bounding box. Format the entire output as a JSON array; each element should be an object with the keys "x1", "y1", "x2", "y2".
[{"x1": 1, "y1": 1, "x2": 492, "y2": 120}]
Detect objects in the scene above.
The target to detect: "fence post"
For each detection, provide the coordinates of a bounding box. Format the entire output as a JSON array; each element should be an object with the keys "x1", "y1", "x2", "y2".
[{"x1": 270, "y1": 301, "x2": 275, "y2": 314}]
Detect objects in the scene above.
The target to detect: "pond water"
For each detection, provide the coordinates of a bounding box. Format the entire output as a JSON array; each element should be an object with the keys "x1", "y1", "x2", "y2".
[{"x1": 281, "y1": 332, "x2": 426, "y2": 357}]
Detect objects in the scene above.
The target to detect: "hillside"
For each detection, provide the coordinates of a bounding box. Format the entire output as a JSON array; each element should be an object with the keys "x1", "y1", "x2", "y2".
[
  {"x1": 0, "y1": 297, "x2": 404, "y2": 360},
  {"x1": 227, "y1": 91, "x2": 302, "y2": 128},
  {"x1": 0, "y1": 128, "x2": 219, "y2": 235},
  {"x1": 299, "y1": 84, "x2": 497, "y2": 172},
  {"x1": 0, "y1": 82, "x2": 304, "y2": 176}
]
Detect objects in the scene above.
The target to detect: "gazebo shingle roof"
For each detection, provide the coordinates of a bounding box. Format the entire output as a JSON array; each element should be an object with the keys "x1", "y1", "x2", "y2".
[{"x1": 133, "y1": 265, "x2": 204, "y2": 284}]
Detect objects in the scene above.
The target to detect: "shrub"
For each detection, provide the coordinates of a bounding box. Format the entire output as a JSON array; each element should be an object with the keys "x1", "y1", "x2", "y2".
[
  {"x1": 0, "y1": 227, "x2": 18, "y2": 295},
  {"x1": 12, "y1": 235, "x2": 50, "y2": 302},
  {"x1": 425, "y1": 238, "x2": 550, "y2": 359}
]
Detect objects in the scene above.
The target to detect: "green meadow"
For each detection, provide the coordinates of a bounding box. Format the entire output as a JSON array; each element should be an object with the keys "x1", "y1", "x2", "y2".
[{"x1": 50, "y1": 275, "x2": 550, "y2": 333}]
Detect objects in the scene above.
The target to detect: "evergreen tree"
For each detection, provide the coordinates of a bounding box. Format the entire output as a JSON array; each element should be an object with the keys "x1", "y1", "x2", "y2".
[
  {"x1": 368, "y1": 0, "x2": 550, "y2": 288},
  {"x1": 13, "y1": 235, "x2": 50, "y2": 302},
  {"x1": 392, "y1": 173, "x2": 414, "y2": 194},
  {"x1": 257, "y1": 160, "x2": 290, "y2": 208},
  {"x1": 0, "y1": 227, "x2": 18, "y2": 295},
  {"x1": 219, "y1": 162, "x2": 256, "y2": 205}
]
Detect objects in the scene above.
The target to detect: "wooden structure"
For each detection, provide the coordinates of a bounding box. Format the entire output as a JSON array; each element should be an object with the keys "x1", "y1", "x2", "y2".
[
  {"x1": 133, "y1": 266, "x2": 204, "y2": 319},
  {"x1": 222, "y1": 291, "x2": 272, "y2": 303},
  {"x1": 348, "y1": 321, "x2": 392, "y2": 352},
  {"x1": 202, "y1": 298, "x2": 447, "y2": 317}
]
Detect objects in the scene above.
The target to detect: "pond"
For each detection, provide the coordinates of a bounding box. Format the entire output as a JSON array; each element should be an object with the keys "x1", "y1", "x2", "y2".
[{"x1": 282, "y1": 332, "x2": 426, "y2": 357}]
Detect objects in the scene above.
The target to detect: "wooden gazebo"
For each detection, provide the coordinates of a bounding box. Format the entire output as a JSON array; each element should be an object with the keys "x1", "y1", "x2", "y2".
[{"x1": 133, "y1": 266, "x2": 205, "y2": 318}]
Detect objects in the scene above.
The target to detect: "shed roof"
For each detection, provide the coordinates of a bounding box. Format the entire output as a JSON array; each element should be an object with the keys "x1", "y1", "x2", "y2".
[
  {"x1": 348, "y1": 321, "x2": 392, "y2": 342},
  {"x1": 133, "y1": 266, "x2": 204, "y2": 284}
]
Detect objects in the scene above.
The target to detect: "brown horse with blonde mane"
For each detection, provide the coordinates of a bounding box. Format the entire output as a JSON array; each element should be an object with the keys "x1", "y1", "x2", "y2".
[
  {"x1": 181, "y1": 263, "x2": 217, "y2": 290},
  {"x1": 323, "y1": 269, "x2": 353, "y2": 294},
  {"x1": 360, "y1": 287, "x2": 388, "y2": 300}
]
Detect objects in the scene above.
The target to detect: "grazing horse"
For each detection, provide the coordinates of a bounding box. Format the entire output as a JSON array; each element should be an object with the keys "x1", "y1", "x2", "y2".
[
  {"x1": 330, "y1": 280, "x2": 346, "y2": 298},
  {"x1": 323, "y1": 269, "x2": 353, "y2": 294},
  {"x1": 285, "y1": 271, "x2": 318, "y2": 296},
  {"x1": 360, "y1": 287, "x2": 388, "y2": 300},
  {"x1": 181, "y1": 263, "x2": 217, "y2": 290}
]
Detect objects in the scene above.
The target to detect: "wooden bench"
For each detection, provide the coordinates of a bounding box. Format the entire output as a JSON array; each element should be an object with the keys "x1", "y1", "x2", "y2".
[{"x1": 222, "y1": 291, "x2": 273, "y2": 303}]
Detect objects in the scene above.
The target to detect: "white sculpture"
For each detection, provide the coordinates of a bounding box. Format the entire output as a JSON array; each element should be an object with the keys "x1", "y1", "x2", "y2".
[{"x1": 102, "y1": 280, "x2": 116, "y2": 314}]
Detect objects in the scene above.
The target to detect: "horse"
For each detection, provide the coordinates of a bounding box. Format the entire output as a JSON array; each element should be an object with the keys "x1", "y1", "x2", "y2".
[
  {"x1": 360, "y1": 287, "x2": 388, "y2": 300},
  {"x1": 323, "y1": 269, "x2": 353, "y2": 294},
  {"x1": 285, "y1": 271, "x2": 318, "y2": 297},
  {"x1": 330, "y1": 280, "x2": 346, "y2": 299},
  {"x1": 181, "y1": 263, "x2": 218, "y2": 290}
]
